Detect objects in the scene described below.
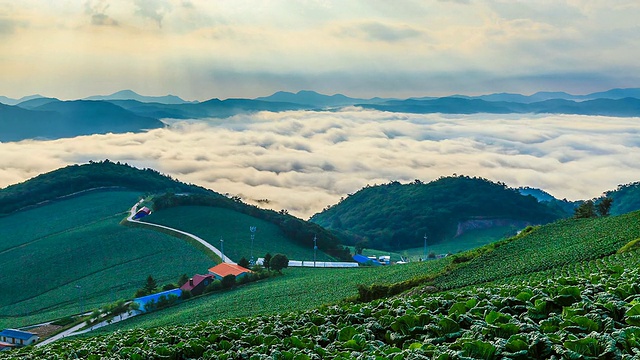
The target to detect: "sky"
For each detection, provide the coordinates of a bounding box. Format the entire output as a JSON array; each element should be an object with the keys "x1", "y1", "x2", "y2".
[
  {"x1": 1, "y1": 111, "x2": 639, "y2": 219},
  {"x1": 1, "y1": 0, "x2": 639, "y2": 100}
]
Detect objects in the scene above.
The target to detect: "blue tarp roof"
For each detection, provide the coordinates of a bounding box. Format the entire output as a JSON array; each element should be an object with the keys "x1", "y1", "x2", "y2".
[
  {"x1": 353, "y1": 254, "x2": 382, "y2": 266},
  {"x1": 0, "y1": 329, "x2": 37, "y2": 340},
  {"x1": 133, "y1": 289, "x2": 182, "y2": 312}
]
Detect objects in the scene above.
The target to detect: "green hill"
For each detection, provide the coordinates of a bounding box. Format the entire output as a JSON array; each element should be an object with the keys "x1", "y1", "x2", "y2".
[
  {"x1": 0, "y1": 160, "x2": 213, "y2": 216},
  {"x1": 604, "y1": 181, "x2": 640, "y2": 215},
  {"x1": 141, "y1": 206, "x2": 330, "y2": 262},
  {"x1": 5, "y1": 210, "x2": 640, "y2": 358},
  {"x1": 310, "y1": 176, "x2": 568, "y2": 251},
  {"x1": 147, "y1": 193, "x2": 351, "y2": 260},
  {"x1": 0, "y1": 190, "x2": 214, "y2": 329}
]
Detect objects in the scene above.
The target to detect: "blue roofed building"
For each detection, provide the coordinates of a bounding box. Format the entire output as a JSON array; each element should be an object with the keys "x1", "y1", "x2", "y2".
[
  {"x1": 133, "y1": 288, "x2": 182, "y2": 313},
  {"x1": 0, "y1": 329, "x2": 39, "y2": 349},
  {"x1": 353, "y1": 254, "x2": 382, "y2": 266}
]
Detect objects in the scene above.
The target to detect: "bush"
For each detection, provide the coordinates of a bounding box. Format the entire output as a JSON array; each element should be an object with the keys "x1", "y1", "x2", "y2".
[
  {"x1": 162, "y1": 283, "x2": 177, "y2": 291},
  {"x1": 204, "y1": 280, "x2": 222, "y2": 294},
  {"x1": 221, "y1": 274, "x2": 236, "y2": 289}
]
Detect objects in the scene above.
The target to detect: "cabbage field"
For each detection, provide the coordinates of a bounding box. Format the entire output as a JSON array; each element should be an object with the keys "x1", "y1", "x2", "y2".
[{"x1": 4, "y1": 248, "x2": 639, "y2": 359}]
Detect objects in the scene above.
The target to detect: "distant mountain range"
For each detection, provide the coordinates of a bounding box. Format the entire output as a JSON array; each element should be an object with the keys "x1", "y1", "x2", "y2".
[
  {"x1": 2, "y1": 88, "x2": 640, "y2": 142},
  {"x1": 83, "y1": 90, "x2": 193, "y2": 104}
]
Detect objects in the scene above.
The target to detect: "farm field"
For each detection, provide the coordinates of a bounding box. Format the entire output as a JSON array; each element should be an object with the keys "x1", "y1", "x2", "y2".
[
  {"x1": 95, "y1": 258, "x2": 451, "y2": 332},
  {"x1": 398, "y1": 225, "x2": 520, "y2": 261},
  {"x1": 0, "y1": 191, "x2": 214, "y2": 329},
  {"x1": 141, "y1": 206, "x2": 331, "y2": 262},
  {"x1": 8, "y1": 248, "x2": 640, "y2": 358},
  {"x1": 435, "y1": 210, "x2": 640, "y2": 290}
]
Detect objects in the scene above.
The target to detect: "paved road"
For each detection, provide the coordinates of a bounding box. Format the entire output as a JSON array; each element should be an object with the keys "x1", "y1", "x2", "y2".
[
  {"x1": 35, "y1": 322, "x2": 86, "y2": 347},
  {"x1": 127, "y1": 201, "x2": 235, "y2": 264}
]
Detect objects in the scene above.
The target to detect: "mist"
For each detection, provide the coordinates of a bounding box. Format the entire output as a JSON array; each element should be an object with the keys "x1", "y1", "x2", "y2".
[{"x1": 1, "y1": 109, "x2": 638, "y2": 218}]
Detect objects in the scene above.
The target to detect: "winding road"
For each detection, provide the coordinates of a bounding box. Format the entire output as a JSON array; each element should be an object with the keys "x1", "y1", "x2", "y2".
[{"x1": 127, "y1": 201, "x2": 235, "y2": 264}]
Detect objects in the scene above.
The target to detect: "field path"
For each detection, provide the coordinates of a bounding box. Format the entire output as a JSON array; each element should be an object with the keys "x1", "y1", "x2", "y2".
[{"x1": 127, "y1": 201, "x2": 235, "y2": 264}]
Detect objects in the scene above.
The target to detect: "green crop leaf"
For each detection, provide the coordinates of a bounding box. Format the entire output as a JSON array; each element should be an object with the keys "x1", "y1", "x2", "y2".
[
  {"x1": 461, "y1": 340, "x2": 497, "y2": 360},
  {"x1": 338, "y1": 326, "x2": 357, "y2": 341},
  {"x1": 485, "y1": 310, "x2": 511, "y2": 325},
  {"x1": 564, "y1": 337, "x2": 601, "y2": 357},
  {"x1": 626, "y1": 304, "x2": 640, "y2": 326}
]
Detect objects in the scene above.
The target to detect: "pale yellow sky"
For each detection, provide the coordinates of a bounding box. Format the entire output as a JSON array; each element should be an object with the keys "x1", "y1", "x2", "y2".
[{"x1": 1, "y1": 0, "x2": 639, "y2": 100}]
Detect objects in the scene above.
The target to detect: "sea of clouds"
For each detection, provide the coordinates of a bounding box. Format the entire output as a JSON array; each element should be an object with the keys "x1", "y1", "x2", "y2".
[{"x1": 1, "y1": 108, "x2": 639, "y2": 218}]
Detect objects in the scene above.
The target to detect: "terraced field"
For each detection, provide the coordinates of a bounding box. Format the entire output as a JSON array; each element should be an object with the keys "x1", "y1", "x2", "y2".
[
  {"x1": 435, "y1": 211, "x2": 640, "y2": 290},
  {"x1": 0, "y1": 191, "x2": 213, "y2": 329},
  {"x1": 141, "y1": 206, "x2": 331, "y2": 262},
  {"x1": 6, "y1": 249, "x2": 639, "y2": 358}
]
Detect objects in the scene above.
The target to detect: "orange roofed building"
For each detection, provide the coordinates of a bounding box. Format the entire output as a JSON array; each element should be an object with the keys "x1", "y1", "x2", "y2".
[{"x1": 208, "y1": 263, "x2": 252, "y2": 280}]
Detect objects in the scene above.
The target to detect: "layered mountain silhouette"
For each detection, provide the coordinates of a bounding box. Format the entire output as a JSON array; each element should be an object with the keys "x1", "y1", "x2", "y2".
[
  {"x1": 83, "y1": 90, "x2": 192, "y2": 104},
  {"x1": 2, "y1": 88, "x2": 640, "y2": 142},
  {"x1": 0, "y1": 100, "x2": 163, "y2": 142}
]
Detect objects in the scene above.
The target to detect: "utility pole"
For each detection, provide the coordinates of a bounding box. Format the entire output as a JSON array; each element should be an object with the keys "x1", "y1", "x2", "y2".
[
  {"x1": 220, "y1": 238, "x2": 225, "y2": 263},
  {"x1": 423, "y1": 234, "x2": 427, "y2": 261},
  {"x1": 313, "y1": 235, "x2": 318, "y2": 267},
  {"x1": 250, "y1": 226, "x2": 256, "y2": 265}
]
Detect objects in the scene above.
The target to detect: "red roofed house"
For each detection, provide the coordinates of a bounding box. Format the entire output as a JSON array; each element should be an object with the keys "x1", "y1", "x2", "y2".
[
  {"x1": 179, "y1": 274, "x2": 214, "y2": 296},
  {"x1": 208, "y1": 263, "x2": 252, "y2": 280}
]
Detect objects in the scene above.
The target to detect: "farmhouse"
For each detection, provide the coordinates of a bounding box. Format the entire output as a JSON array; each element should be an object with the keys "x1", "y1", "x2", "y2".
[
  {"x1": 208, "y1": 263, "x2": 252, "y2": 280},
  {"x1": 180, "y1": 274, "x2": 214, "y2": 296},
  {"x1": 0, "y1": 329, "x2": 39, "y2": 349}
]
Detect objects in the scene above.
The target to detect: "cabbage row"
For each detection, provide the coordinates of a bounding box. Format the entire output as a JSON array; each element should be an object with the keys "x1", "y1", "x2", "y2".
[
  {"x1": 435, "y1": 211, "x2": 640, "y2": 290},
  {"x1": 4, "y1": 250, "x2": 639, "y2": 359}
]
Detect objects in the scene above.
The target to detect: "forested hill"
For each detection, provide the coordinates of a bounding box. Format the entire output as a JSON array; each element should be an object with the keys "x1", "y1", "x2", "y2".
[
  {"x1": 0, "y1": 160, "x2": 214, "y2": 215},
  {"x1": 310, "y1": 176, "x2": 569, "y2": 250}
]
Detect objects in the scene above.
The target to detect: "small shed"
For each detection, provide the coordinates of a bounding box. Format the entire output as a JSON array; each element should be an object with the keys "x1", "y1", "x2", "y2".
[
  {"x1": 180, "y1": 274, "x2": 214, "y2": 296},
  {"x1": 208, "y1": 263, "x2": 252, "y2": 280},
  {"x1": 0, "y1": 329, "x2": 39, "y2": 347}
]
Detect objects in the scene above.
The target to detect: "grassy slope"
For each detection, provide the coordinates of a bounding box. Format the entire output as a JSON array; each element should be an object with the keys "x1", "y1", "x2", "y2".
[
  {"x1": 142, "y1": 206, "x2": 333, "y2": 261},
  {"x1": 0, "y1": 191, "x2": 213, "y2": 329},
  {"x1": 434, "y1": 210, "x2": 640, "y2": 290},
  {"x1": 96, "y1": 258, "x2": 450, "y2": 332}
]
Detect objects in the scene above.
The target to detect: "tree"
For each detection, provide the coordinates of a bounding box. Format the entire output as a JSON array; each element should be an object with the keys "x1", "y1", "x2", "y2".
[
  {"x1": 354, "y1": 238, "x2": 370, "y2": 255},
  {"x1": 263, "y1": 253, "x2": 272, "y2": 270},
  {"x1": 143, "y1": 275, "x2": 158, "y2": 294},
  {"x1": 597, "y1": 197, "x2": 613, "y2": 217},
  {"x1": 271, "y1": 254, "x2": 289, "y2": 273},
  {"x1": 574, "y1": 200, "x2": 597, "y2": 219},
  {"x1": 177, "y1": 274, "x2": 189, "y2": 287},
  {"x1": 238, "y1": 257, "x2": 250, "y2": 269}
]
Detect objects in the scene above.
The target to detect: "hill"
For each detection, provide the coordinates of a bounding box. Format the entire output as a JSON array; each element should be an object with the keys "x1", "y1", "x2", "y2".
[
  {"x1": 107, "y1": 98, "x2": 308, "y2": 119},
  {"x1": 0, "y1": 161, "x2": 351, "y2": 328},
  {"x1": 310, "y1": 176, "x2": 568, "y2": 251},
  {"x1": 254, "y1": 90, "x2": 386, "y2": 107},
  {"x1": 0, "y1": 190, "x2": 215, "y2": 329},
  {"x1": 83, "y1": 90, "x2": 191, "y2": 104},
  {"x1": 359, "y1": 97, "x2": 640, "y2": 116},
  {"x1": 0, "y1": 94, "x2": 43, "y2": 106},
  {"x1": 0, "y1": 160, "x2": 212, "y2": 216},
  {"x1": 0, "y1": 100, "x2": 163, "y2": 142},
  {"x1": 147, "y1": 193, "x2": 351, "y2": 261},
  {"x1": 5, "y1": 208, "x2": 640, "y2": 358},
  {"x1": 604, "y1": 181, "x2": 640, "y2": 216}
]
